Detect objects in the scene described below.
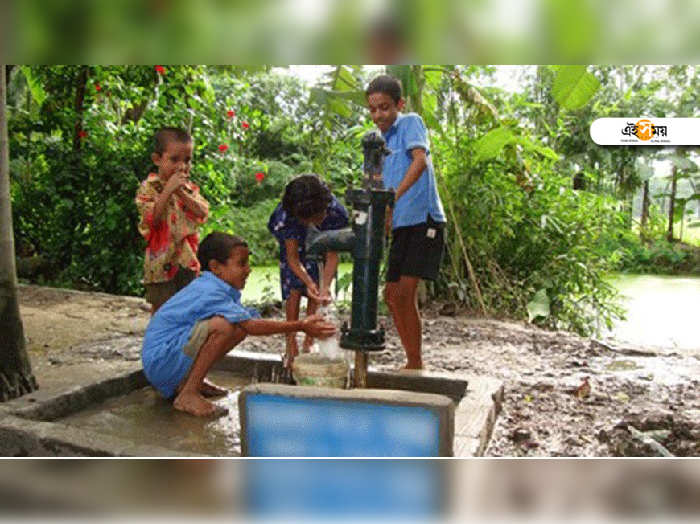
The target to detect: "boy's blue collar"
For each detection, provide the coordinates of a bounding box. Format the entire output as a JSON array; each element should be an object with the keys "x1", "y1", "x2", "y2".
[
  {"x1": 201, "y1": 270, "x2": 241, "y2": 300},
  {"x1": 382, "y1": 112, "x2": 404, "y2": 137}
]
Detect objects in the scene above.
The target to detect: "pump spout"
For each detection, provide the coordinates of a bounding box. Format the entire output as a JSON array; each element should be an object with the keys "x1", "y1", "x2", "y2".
[{"x1": 305, "y1": 227, "x2": 356, "y2": 261}]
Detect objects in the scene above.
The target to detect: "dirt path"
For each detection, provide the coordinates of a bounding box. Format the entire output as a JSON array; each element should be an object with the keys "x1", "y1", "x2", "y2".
[
  {"x1": 19, "y1": 284, "x2": 151, "y2": 357},
  {"x1": 17, "y1": 284, "x2": 700, "y2": 457}
]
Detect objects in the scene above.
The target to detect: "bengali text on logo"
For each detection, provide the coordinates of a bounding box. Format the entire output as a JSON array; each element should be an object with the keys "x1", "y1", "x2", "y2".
[{"x1": 590, "y1": 118, "x2": 700, "y2": 146}]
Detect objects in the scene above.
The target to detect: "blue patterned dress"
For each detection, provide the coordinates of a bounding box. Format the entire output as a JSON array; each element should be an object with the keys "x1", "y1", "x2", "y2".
[{"x1": 267, "y1": 195, "x2": 349, "y2": 299}]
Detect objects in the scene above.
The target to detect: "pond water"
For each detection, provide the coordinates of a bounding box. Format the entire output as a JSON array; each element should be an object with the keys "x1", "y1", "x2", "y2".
[{"x1": 606, "y1": 274, "x2": 700, "y2": 355}]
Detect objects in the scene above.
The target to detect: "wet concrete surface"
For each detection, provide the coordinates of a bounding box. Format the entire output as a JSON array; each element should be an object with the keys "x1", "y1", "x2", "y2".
[{"x1": 58, "y1": 371, "x2": 249, "y2": 456}]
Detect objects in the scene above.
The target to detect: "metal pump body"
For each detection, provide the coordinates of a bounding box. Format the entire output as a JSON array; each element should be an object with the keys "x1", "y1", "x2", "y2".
[{"x1": 305, "y1": 131, "x2": 393, "y2": 352}]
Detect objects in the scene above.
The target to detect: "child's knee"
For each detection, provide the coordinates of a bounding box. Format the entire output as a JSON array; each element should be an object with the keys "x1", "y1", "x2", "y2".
[
  {"x1": 208, "y1": 316, "x2": 247, "y2": 346},
  {"x1": 385, "y1": 281, "x2": 414, "y2": 306}
]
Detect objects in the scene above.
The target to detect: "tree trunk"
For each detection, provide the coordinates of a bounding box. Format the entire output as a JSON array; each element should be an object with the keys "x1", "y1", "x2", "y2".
[
  {"x1": 640, "y1": 180, "x2": 650, "y2": 240},
  {"x1": 667, "y1": 165, "x2": 677, "y2": 242},
  {"x1": 624, "y1": 193, "x2": 634, "y2": 230},
  {"x1": 0, "y1": 66, "x2": 38, "y2": 401},
  {"x1": 410, "y1": 65, "x2": 425, "y2": 116},
  {"x1": 4, "y1": 66, "x2": 13, "y2": 90}
]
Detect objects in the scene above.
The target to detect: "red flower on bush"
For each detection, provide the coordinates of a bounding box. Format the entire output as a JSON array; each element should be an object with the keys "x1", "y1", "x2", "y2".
[
  {"x1": 241, "y1": 121, "x2": 250, "y2": 129},
  {"x1": 227, "y1": 110, "x2": 235, "y2": 118},
  {"x1": 78, "y1": 130, "x2": 88, "y2": 139},
  {"x1": 218, "y1": 144, "x2": 229, "y2": 152},
  {"x1": 255, "y1": 172, "x2": 265, "y2": 184},
  {"x1": 95, "y1": 83, "x2": 102, "y2": 91},
  {"x1": 155, "y1": 65, "x2": 166, "y2": 75}
]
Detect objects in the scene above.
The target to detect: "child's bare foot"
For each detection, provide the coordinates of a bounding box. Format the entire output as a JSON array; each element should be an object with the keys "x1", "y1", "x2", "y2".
[
  {"x1": 398, "y1": 365, "x2": 423, "y2": 373},
  {"x1": 200, "y1": 378, "x2": 228, "y2": 398},
  {"x1": 173, "y1": 390, "x2": 228, "y2": 417}
]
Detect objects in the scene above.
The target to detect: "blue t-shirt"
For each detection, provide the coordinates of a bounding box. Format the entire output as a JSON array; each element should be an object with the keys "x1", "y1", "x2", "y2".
[
  {"x1": 267, "y1": 195, "x2": 349, "y2": 299},
  {"x1": 381, "y1": 112, "x2": 446, "y2": 229},
  {"x1": 141, "y1": 271, "x2": 259, "y2": 398}
]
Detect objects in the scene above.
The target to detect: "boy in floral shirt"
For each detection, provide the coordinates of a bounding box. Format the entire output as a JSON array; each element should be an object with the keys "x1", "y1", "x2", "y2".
[{"x1": 136, "y1": 127, "x2": 209, "y2": 313}]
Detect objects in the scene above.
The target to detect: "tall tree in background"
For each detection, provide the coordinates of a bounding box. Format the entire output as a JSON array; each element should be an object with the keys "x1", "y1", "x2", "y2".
[{"x1": 0, "y1": 65, "x2": 37, "y2": 401}]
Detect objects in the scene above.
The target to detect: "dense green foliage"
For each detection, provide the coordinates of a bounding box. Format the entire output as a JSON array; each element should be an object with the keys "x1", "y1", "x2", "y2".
[
  {"x1": 8, "y1": 66, "x2": 369, "y2": 295},
  {"x1": 617, "y1": 237, "x2": 700, "y2": 275},
  {"x1": 6, "y1": 65, "x2": 699, "y2": 336},
  {"x1": 436, "y1": 133, "x2": 626, "y2": 333}
]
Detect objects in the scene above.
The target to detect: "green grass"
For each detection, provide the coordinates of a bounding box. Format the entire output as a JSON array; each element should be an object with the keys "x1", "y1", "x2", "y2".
[
  {"x1": 241, "y1": 262, "x2": 353, "y2": 304},
  {"x1": 676, "y1": 220, "x2": 700, "y2": 246}
]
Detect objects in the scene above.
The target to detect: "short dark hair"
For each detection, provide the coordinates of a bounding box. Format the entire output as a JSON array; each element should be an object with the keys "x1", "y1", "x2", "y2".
[
  {"x1": 282, "y1": 174, "x2": 332, "y2": 220},
  {"x1": 365, "y1": 74, "x2": 402, "y2": 104},
  {"x1": 153, "y1": 127, "x2": 192, "y2": 154},
  {"x1": 197, "y1": 232, "x2": 248, "y2": 272}
]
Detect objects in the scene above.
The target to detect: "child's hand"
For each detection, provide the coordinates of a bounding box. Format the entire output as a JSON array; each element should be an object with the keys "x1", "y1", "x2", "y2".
[
  {"x1": 301, "y1": 314, "x2": 336, "y2": 339},
  {"x1": 164, "y1": 171, "x2": 188, "y2": 195},
  {"x1": 319, "y1": 289, "x2": 332, "y2": 306},
  {"x1": 306, "y1": 282, "x2": 323, "y2": 303}
]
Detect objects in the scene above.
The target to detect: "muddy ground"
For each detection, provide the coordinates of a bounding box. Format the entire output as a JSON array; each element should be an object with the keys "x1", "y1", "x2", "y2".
[{"x1": 18, "y1": 284, "x2": 700, "y2": 457}]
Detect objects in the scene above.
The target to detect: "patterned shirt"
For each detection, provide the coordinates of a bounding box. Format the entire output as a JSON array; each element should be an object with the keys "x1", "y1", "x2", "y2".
[
  {"x1": 135, "y1": 173, "x2": 209, "y2": 284},
  {"x1": 267, "y1": 195, "x2": 349, "y2": 299},
  {"x1": 141, "y1": 271, "x2": 260, "y2": 398}
]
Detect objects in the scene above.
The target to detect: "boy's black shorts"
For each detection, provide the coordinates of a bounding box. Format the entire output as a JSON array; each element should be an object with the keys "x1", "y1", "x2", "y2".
[{"x1": 386, "y1": 216, "x2": 445, "y2": 282}]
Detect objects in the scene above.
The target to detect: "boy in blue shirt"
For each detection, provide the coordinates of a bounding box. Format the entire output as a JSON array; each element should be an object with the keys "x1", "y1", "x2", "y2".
[
  {"x1": 366, "y1": 74, "x2": 447, "y2": 370},
  {"x1": 141, "y1": 232, "x2": 336, "y2": 417}
]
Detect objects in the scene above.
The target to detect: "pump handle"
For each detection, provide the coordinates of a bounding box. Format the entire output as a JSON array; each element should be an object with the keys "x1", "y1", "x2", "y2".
[{"x1": 362, "y1": 131, "x2": 391, "y2": 188}]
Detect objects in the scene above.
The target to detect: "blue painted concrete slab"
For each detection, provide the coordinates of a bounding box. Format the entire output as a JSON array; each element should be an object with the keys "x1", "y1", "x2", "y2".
[{"x1": 244, "y1": 393, "x2": 441, "y2": 457}]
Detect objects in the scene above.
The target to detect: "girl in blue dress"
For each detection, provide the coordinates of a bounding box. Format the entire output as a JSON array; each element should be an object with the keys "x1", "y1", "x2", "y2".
[{"x1": 267, "y1": 174, "x2": 349, "y2": 365}]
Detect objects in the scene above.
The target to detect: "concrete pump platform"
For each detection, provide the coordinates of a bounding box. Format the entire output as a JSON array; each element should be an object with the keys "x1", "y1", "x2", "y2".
[{"x1": 0, "y1": 350, "x2": 503, "y2": 457}]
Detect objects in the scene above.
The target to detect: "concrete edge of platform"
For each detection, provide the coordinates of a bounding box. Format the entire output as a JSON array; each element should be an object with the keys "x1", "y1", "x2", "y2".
[
  {"x1": 366, "y1": 370, "x2": 469, "y2": 402},
  {"x1": 214, "y1": 351, "x2": 283, "y2": 380},
  {"x1": 9, "y1": 369, "x2": 148, "y2": 422},
  {"x1": 0, "y1": 413, "x2": 198, "y2": 457},
  {"x1": 453, "y1": 375, "x2": 505, "y2": 457}
]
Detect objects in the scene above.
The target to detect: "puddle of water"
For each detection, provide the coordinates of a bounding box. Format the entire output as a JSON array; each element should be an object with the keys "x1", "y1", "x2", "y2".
[
  {"x1": 592, "y1": 355, "x2": 700, "y2": 387},
  {"x1": 59, "y1": 371, "x2": 249, "y2": 456},
  {"x1": 605, "y1": 360, "x2": 643, "y2": 371}
]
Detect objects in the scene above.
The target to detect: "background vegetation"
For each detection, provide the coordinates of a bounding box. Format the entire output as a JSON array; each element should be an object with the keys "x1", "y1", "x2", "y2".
[{"x1": 6, "y1": 65, "x2": 699, "y2": 336}]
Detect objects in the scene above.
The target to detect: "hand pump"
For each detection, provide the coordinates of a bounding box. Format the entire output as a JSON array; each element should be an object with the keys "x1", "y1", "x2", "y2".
[{"x1": 306, "y1": 131, "x2": 393, "y2": 387}]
